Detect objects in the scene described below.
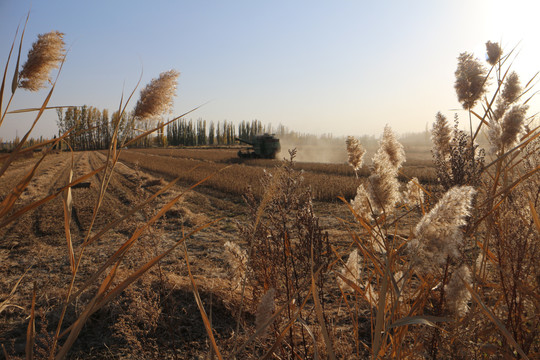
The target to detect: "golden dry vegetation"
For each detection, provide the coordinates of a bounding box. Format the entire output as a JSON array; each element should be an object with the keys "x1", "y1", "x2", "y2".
[
  {"x1": 1, "y1": 19, "x2": 539, "y2": 360},
  {"x1": 117, "y1": 147, "x2": 436, "y2": 202}
]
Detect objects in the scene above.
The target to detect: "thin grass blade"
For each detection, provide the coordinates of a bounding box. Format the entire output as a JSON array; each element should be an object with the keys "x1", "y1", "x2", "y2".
[
  {"x1": 183, "y1": 243, "x2": 223, "y2": 360},
  {"x1": 54, "y1": 263, "x2": 119, "y2": 360},
  {"x1": 0, "y1": 155, "x2": 46, "y2": 218},
  {"x1": 464, "y1": 282, "x2": 529, "y2": 359},
  {"x1": 260, "y1": 287, "x2": 313, "y2": 360},
  {"x1": 530, "y1": 201, "x2": 540, "y2": 231},
  {"x1": 0, "y1": 166, "x2": 105, "y2": 229},
  {"x1": 0, "y1": 266, "x2": 31, "y2": 314},
  {"x1": 312, "y1": 275, "x2": 336, "y2": 360},
  {"x1": 0, "y1": 20, "x2": 20, "y2": 123},
  {"x1": 25, "y1": 283, "x2": 36, "y2": 360},
  {"x1": 62, "y1": 168, "x2": 75, "y2": 274},
  {"x1": 388, "y1": 315, "x2": 450, "y2": 330}
]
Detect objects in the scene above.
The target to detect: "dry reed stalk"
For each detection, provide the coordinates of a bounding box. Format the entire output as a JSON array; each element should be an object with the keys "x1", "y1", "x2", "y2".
[
  {"x1": 18, "y1": 31, "x2": 65, "y2": 91},
  {"x1": 403, "y1": 177, "x2": 424, "y2": 208},
  {"x1": 455, "y1": 52, "x2": 487, "y2": 110},
  {"x1": 133, "y1": 70, "x2": 180, "y2": 119},
  {"x1": 408, "y1": 186, "x2": 476, "y2": 272},
  {"x1": 346, "y1": 136, "x2": 366, "y2": 177},
  {"x1": 485, "y1": 41, "x2": 502, "y2": 66}
]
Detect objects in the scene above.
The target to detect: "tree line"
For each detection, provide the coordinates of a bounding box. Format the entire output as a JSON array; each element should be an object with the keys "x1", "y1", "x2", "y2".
[{"x1": 56, "y1": 106, "x2": 280, "y2": 150}]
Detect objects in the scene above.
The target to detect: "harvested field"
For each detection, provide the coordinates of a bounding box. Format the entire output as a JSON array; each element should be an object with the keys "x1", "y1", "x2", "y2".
[
  {"x1": 0, "y1": 149, "x2": 379, "y2": 358},
  {"x1": 1, "y1": 147, "x2": 430, "y2": 358},
  {"x1": 118, "y1": 147, "x2": 436, "y2": 201}
]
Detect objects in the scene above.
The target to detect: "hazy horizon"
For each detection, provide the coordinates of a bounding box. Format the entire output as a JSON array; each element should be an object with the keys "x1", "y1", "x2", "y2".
[{"x1": 1, "y1": 0, "x2": 539, "y2": 141}]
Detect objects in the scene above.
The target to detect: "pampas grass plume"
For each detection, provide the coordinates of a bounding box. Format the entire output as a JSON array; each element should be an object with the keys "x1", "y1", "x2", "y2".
[
  {"x1": 445, "y1": 265, "x2": 472, "y2": 317},
  {"x1": 432, "y1": 112, "x2": 452, "y2": 160},
  {"x1": 455, "y1": 52, "x2": 487, "y2": 109},
  {"x1": 255, "y1": 288, "x2": 275, "y2": 338},
  {"x1": 338, "y1": 249, "x2": 361, "y2": 292},
  {"x1": 19, "y1": 31, "x2": 66, "y2": 91},
  {"x1": 501, "y1": 71, "x2": 521, "y2": 105},
  {"x1": 134, "y1": 69, "x2": 180, "y2": 119},
  {"x1": 350, "y1": 184, "x2": 370, "y2": 219},
  {"x1": 500, "y1": 104, "x2": 528, "y2": 150},
  {"x1": 346, "y1": 136, "x2": 366, "y2": 176},
  {"x1": 485, "y1": 41, "x2": 502, "y2": 66},
  {"x1": 403, "y1": 177, "x2": 424, "y2": 207},
  {"x1": 224, "y1": 241, "x2": 248, "y2": 288},
  {"x1": 409, "y1": 186, "x2": 476, "y2": 271},
  {"x1": 379, "y1": 124, "x2": 405, "y2": 170}
]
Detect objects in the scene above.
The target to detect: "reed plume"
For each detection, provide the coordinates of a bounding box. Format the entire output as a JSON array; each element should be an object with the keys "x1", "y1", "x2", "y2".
[
  {"x1": 19, "y1": 31, "x2": 66, "y2": 91},
  {"x1": 134, "y1": 70, "x2": 180, "y2": 119},
  {"x1": 431, "y1": 112, "x2": 452, "y2": 161},
  {"x1": 501, "y1": 71, "x2": 521, "y2": 105},
  {"x1": 346, "y1": 136, "x2": 366, "y2": 176},
  {"x1": 489, "y1": 104, "x2": 528, "y2": 154},
  {"x1": 409, "y1": 186, "x2": 476, "y2": 272},
  {"x1": 454, "y1": 52, "x2": 487, "y2": 109},
  {"x1": 379, "y1": 124, "x2": 405, "y2": 170},
  {"x1": 403, "y1": 177, "x2": 424, "y2": 207},
  {"x1": 224, "y1": 240, "x2": 248, "y2": 289},
  {"x1": 352, "y1": 125, "x2": 403, "y2": 216},
  {"x1": 367, "y1": 150, "x2": 401, "y2": 215},
  {"x1": 350, "y1": 184, "x2": 371, "y2": 219},
  {"x1": 338, "y1": 249, "x2": 360, "y2": 292},
  {"x1": 255, "y1": 288, "x2": 275, "y2": 338},
  {"x1": 500, "y1": 104, "x2": 528, "y2": 149},
  {"x1": 444, "y1": 265, "x2": 471, "y2": 317},
  {"x1": 493, "y1": 71, "x2": 522, "y2": 121},
  {"x1": 485, "y1": 41, "x2": 502, "y2": 66}
]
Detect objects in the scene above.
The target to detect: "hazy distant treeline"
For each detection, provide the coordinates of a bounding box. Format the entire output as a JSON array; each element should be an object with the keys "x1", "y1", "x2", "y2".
[{"x1": 50, "y1": 105, "x2": 433, "y2": 152}]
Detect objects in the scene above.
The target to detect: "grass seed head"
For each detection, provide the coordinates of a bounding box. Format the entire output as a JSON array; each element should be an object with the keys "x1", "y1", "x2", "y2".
[
  {"x1": 432, "y1": 112, "x2": 452, "y2": 160},
  {"x1": 255, "y1": 288, "x2": 275, "y2": 338},
  {"x1": 501, "y1": 71, "x2": 522, "y2": 105},
  {"x1": 350, "y1": 184, "x2": 371, "y2": 219},
  {"x1": 224, "y1": 241, "x2": 248, "y2": 289},
  {"x1": 134, "y1": 69, "x2": 180, "y2": 119},
  {"x1": 445, "y1": 265, "x2": 472, "y2": 317},
  {"x1": 403, "y1": 177, "x2": 424, "y2": 207},
  {"x1": 485, "y1": 41, "x2": 502, "y2": 66},
  {"x1": 410, "y1": 186, "x2": 476, "y2": 272},
  {"x1": 368, "y1": 149, "x2": 401, "y2": 215},
  {"x1": 500, "y1": 104, "x2": 528, "y2": 150},
  {"x1": 19, "y1": 31, "x2": 66, "y2": 91},
  {"x1": 379, "y1": 125, "x2": 405, "y2": 170},
  {"x1": 338, "y1": 249, "x2": 361, "y2": 292},
  {"x1": 454, "y1": 52, "x2": 487, "y2": 109},
  {"x1": 346, "y1": 136, "x2": 366, "y2": 173}
]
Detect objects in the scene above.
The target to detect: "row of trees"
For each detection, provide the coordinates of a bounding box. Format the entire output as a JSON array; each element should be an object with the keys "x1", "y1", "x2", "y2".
[
  {"x1": 56, "y1": 106, "x2": 283, "y2": 150},
  {"x1": 166, "y1": 118, "x2": 270, "y2": 146},
  {"x1": 56, "y1": 106, "x2": 134, "y2": 151}
]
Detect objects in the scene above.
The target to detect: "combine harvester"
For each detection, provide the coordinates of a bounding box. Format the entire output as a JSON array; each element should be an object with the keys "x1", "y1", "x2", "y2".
[{"x1": 235, "y1": 134, "x2": 281, "y2": 159}]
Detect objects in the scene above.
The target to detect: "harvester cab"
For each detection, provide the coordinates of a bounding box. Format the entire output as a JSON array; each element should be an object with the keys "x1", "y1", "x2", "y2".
[{"x1": 235, "y1": 133, "x2": 281, "y2": 159}]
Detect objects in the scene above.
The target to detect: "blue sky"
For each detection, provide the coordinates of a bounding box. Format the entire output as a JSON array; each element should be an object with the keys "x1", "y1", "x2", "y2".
[{"x1": 1, "y1": 0, "x2": 539, "y2": 141}]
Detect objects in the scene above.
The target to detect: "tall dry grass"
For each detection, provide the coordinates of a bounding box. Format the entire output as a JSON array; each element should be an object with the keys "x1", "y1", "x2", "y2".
[
  {"x1": 1, "y1": 15, "x2": 222, "y2": 359},
  {"x1": 334, "y1": 41, "x2": 539, "y2": 359},
  {"x1": 1, "y1": 13, "x2": 539, "y2": 360}
]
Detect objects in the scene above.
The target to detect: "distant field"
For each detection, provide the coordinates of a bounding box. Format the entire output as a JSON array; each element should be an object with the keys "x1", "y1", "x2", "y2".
[{"x1": 117, "y1": 147, "x2": 437, "y2": 201}]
